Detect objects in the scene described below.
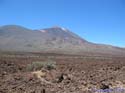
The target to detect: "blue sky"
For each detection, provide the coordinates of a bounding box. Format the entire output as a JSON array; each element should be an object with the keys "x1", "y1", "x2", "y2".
[{"x1": 0, "y1": 0, "x2": 125, "y2": 47}]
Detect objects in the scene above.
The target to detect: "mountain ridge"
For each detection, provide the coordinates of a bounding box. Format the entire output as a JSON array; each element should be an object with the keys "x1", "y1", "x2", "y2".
[{"x1": 0, "y1": 25, "x2": 124, "y2": 56}]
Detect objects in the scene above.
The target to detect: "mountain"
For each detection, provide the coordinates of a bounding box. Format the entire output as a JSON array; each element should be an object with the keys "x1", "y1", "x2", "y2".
[{"x1": 0, "y1": 25, "x2": 125, "y2": 56}]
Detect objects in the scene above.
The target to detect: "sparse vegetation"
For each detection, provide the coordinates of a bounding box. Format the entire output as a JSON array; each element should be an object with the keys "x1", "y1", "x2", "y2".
[
  {"x1": 0, "y1": 53, "x2": 125, "y2": 93},
  {"x1": 26, "y1": 60, "x2": 56, "y2": 71}
]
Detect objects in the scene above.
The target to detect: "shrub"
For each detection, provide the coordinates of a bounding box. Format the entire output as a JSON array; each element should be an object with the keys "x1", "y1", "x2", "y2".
[{"x1": 26, "y1": 60, "x2": 56, "y2": 71}]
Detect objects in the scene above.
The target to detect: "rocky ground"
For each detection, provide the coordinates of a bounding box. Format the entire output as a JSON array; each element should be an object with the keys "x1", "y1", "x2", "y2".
[{"x1": 0, "y1": 54, "x2": 125, "y2": 93}]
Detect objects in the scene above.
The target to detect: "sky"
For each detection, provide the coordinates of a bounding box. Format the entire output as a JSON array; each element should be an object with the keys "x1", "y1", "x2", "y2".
[{"x1": 0, "y1": 0, "x2": 125, "y2": 47}]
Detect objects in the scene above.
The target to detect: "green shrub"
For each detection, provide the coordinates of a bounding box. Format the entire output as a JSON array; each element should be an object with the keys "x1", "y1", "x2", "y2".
[
  {"x1": 26, "y1": 60, "x2": 56, "y2": 71},
  {"x1": 45, "y1": 61, "x2": 56, "y2": 70}
]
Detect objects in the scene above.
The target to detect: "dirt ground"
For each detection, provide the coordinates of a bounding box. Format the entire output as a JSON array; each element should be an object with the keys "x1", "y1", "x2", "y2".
[{"x1": 0, "y1": 53, "x2": 125, "y2": 93}]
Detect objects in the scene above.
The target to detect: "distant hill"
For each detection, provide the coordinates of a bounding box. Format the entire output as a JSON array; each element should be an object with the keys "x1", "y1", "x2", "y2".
[{"x1": 0, "y1": 25, "x2": 125, "y2": 56}]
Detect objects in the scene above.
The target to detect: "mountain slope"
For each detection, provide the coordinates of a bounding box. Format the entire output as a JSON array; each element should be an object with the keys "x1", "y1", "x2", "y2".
[{"x1": 0, "y1": 25, "x2": 124, "y2": 55}]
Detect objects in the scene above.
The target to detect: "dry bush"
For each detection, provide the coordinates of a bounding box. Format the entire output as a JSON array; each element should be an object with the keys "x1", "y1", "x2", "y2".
[{"x1": 26, "y1": 60, "x2": 56, "y2": 71}]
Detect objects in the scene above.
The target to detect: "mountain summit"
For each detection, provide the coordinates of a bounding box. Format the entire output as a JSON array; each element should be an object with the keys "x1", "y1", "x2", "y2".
[{"x1": 0, "y1": 25, "x2": 124, "y2": 55}]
